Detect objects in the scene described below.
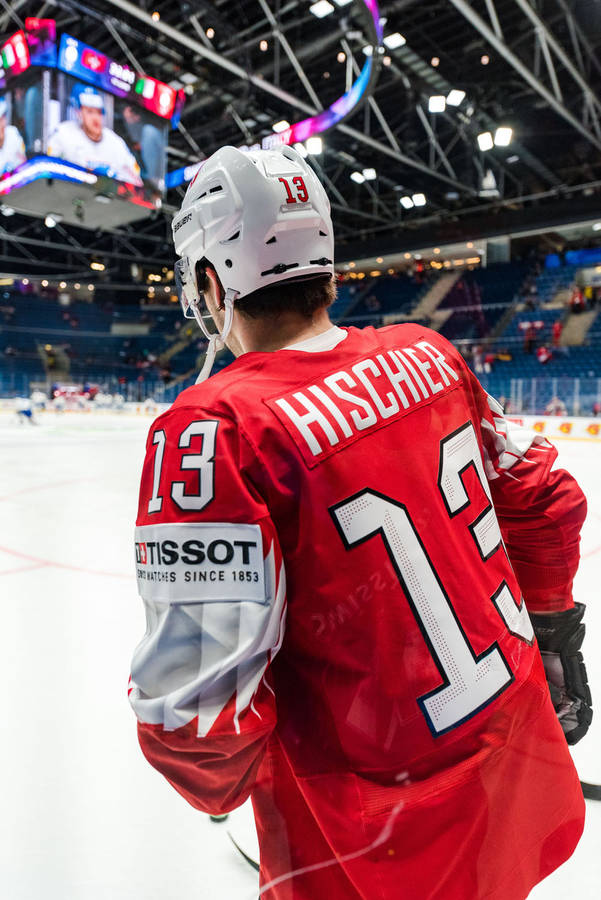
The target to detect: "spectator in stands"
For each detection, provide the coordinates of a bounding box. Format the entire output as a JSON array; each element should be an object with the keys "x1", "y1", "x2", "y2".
[
  {"x1": 524, "y1": 280, "x2": 539, "y2": 310},
  {"x1": 365, "y1": 293, "x2": 381, "y2": 312},
  {"x1": 552, "y1": 319, "x2": 563, "y2": 347},
  {"x1": 545, "y1": 396, "x2": 567, "y2": 416},
  {"x1": 569, "y1": 285, "x2": 585, "y2": 314},
  {"x1": 593, "y1": 401, "x2": 601, "y2": 417},
  {"x1": 471, "y1": 345, "x2": 484, "y2": 373},
  {"x1": 524, "y1": 322, "x2": 538, "y2": 353},
  {"x1": 536, "y1": 345, "x2": 553, "y2": 365}
]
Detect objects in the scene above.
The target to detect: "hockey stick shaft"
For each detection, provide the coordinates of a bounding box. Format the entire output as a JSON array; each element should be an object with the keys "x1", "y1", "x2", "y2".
[{"x1": 580, "y1": 781, "x2": 601, "y2": 800}]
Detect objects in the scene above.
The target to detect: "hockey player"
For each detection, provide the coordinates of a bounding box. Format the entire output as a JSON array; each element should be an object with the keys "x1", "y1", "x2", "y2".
[
  {"x1": 129, "y1": 145, "x2": 592, "y2": 899},
  {"x1": 0, "y1": 98, "x2": 26, "y2": 175},
  {"x1": 47, "y1": 85, "x2": 142, "y2": 186}
]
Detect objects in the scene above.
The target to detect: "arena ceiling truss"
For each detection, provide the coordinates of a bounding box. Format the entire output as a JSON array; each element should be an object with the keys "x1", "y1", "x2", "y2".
[{"x1": 1, "y1": 0, "x2": 601, "y2": 280}]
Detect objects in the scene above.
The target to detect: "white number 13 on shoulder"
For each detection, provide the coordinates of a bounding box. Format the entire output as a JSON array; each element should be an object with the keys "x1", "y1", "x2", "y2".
[{"x1": 147, "y1": 420, "x2": 218, "y2": 514}]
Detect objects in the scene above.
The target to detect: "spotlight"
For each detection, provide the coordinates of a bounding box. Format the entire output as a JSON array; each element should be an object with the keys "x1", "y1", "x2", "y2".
[
  {"x1": 477, "y1": 131, "x2": 494, "y2": 151},
  {"x1": 337, "y1": 52, "x2": 346, "y2": 63},
  {"x1": 400, "y1": 196, "x2": 414, "y2": 209},
  {"x1": 383, "y1": 33, "x2": 406, "y2": 50},
  {"x1": 206, "y1": 27, "x2": 215, "y2": 39},
  {"x1": 272, "y1": 120, "x2": 290, "y2": 133},
  {"x1": 412, "y1": 193, "x2": 426, "y2": 207},
  {"x1": 350, "y1": 171, "x2": 365, "y2": 184},
  {"x1": 362, "y1": 167, "x2": 376, "y2": 181},
  {"x1": 306, "y1": 136, "x2": 322, "y2": 154},
  {"x1": 446, "y1": 89, "x2": 465, "y2": 106},
  {"x1": 428, "y1": 96, "x2": 446, "y2": 113},
  {"x1": 494, "y1": 126, "x2": 513, "y2": 146},
  {"x1": 44, "y1": 213, "x2": 62, "y2": 228},
  {"x1": 431, "y1": 57, "x2": 440, "y2": 67},
  {"x1": 259, "y1": 39, "x2": 268, "y2": 52},
  {"x1": 481, "y1": 54, "x2": 490, "y2": 65},
  {"x1": 310, "y1": 1, "x2": 335, "y2": 18}
]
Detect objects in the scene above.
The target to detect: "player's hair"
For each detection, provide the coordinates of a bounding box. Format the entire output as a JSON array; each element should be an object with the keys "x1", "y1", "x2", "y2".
[{"x1": 197, "y1": 259, "x2": 336, "y2": 319}]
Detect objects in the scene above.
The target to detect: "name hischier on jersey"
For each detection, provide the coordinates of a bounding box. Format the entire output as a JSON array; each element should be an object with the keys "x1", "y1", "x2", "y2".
[{"x1": 269, "y1": 338, "x2": 460, "y2": 462}]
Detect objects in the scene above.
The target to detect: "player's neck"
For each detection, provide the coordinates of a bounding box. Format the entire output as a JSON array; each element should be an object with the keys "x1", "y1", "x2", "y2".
[{"x1": 235, "y1": 308, "x2": 334, "y2": 355}]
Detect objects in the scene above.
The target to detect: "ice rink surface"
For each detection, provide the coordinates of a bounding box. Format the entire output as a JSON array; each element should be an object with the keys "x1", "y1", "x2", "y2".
[{"x1": 1, "y1": 409, "x2": 599, "y2": 900}]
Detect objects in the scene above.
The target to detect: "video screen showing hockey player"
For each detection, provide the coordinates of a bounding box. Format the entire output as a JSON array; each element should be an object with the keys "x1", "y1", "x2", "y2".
[
  {"x1": 47, "y1": 78, "x2": 168, "y2": 192},
  {"x1": 0, "y1": 95, "x2": 25, "y2": 175}
]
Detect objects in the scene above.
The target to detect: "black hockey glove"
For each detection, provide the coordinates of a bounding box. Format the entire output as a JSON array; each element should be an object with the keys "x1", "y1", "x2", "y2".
[{"x1": 530, "y1": 602, "x2": 592, "y2": 745}]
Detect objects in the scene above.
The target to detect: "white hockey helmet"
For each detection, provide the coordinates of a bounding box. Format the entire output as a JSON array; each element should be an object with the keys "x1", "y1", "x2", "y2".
[{"x1": 172, "y1": 144, "x2": 334, "y2": 380}]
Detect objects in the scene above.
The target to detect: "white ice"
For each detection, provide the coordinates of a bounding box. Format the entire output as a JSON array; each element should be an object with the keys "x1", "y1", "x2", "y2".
[{"x1": 0, "y1": 410, "x2": 599, "y2": 899}]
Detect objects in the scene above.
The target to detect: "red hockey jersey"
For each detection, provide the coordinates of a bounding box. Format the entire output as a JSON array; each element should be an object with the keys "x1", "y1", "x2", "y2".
[{"x1": 129, "y1": 324, "x2": 586, "y2": 899}]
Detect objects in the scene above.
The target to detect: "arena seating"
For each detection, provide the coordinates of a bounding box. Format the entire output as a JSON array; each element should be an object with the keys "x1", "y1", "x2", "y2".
[{"x1": 1, "y1": 260, "x2": 600, "y2": 414}]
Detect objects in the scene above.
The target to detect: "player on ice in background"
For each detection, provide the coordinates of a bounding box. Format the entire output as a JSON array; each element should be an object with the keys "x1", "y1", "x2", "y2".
[
  {"x1": 0, "y1": 98, "x2": 26, "y2": 175},
  {"x1": 47, "y1": 85, "x2": 142, "y2": 186},
  {"x1": 14, "y1": 395, "x2": 35, "y2": 424},
  {"x1": 129, "y1": 145, "x2": 592, "y2": 899}
]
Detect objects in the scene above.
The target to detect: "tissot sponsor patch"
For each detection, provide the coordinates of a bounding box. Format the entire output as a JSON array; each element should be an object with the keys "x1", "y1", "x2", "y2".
[{"x1": 134, "y1": 522, "x2": 265, "y2": 604}]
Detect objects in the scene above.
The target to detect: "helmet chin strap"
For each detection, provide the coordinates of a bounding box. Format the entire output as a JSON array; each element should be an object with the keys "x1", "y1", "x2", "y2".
[{"x1": 194, "y1": 288, "x2": 237, "y2": 383}]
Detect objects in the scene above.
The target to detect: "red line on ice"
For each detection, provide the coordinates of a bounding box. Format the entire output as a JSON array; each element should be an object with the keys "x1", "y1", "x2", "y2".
[
  {"x1": 0, "y1": 544, "x2": 132, "y2": 579},
  {"x1": 0, "y1": 477, "x2": 89, "y2": 502},
  {"x1": 0, "y1": 562, "x2": 48, "y2": 576}
]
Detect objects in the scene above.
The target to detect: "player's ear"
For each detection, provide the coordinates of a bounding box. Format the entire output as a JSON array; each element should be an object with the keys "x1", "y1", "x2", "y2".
[
  {"x1": 205, "y1": 266, "x2": 226, "y2": 309},
  {"x1": 195, "y1": 262, "x2": 209, "y2": 294}
]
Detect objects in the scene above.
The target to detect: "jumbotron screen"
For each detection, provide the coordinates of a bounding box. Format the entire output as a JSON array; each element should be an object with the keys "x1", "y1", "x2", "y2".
[{"x1": 0, "y1": 18, "x2": 184, "y2": 222}]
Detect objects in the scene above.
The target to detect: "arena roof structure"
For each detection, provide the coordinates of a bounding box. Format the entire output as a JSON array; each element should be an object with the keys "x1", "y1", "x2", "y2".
[{"x1": 1, "y1": 0, "x2": 601, "y2": 283}]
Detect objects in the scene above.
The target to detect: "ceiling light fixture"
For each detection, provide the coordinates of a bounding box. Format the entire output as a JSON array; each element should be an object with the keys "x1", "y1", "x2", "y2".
[
  {"x1": 400, "y1": 196, "x2": 414, "y2": 209},
  {"x1": 383, "y1": 32, "x2": 406, "y2": 50},
  {"x1": 350, "y1": 171, "x2": 365, "y2": 184},
  {"x1": 362, "y1": 167, "x2": 376, "y2": 180},
  {"x1": 494, "y1": 126, "x2": 513, "y2": 146},
  {"x1": 310, "y1": 1, "x2": 335, "y2": 18},
  {"x1": 477, "y1": 131, "x2": 494, "y2": 151},
  {"x1": 428, "y1": 95, "x2": 445, "y2": 113},
  {"x1": 412, "y1": 193, "x2": 426, "y2": 206},
  {"x1": 446, "y1": 89, "x2": 465, "y2": 106},
  {"x1": 306, "y1": 136, "x2": 323, "y2": 154}
]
